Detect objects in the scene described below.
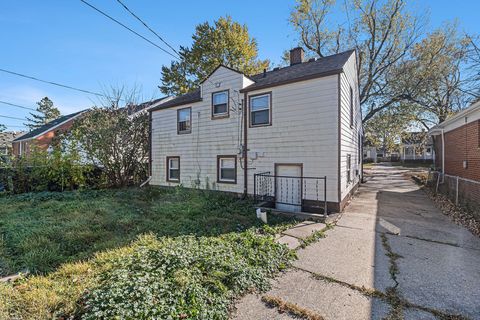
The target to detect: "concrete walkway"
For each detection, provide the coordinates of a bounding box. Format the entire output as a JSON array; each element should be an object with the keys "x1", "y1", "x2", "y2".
[{"x1": 233, "y1": 164, "x2": 480, "y2": 320}]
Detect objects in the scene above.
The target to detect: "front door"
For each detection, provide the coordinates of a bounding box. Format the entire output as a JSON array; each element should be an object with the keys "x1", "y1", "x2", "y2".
[{"x1": 275, "y1": 164, "x2": 302, "y2": 212}]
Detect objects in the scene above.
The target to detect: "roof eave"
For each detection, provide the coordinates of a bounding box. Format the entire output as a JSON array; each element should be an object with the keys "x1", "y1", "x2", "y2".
[
  {"x1": 149, "y1": 97, "x2": 203, "y2": 112},
  {"x1": 239, "y1": 68, "x2": 343, "y2": 93}
]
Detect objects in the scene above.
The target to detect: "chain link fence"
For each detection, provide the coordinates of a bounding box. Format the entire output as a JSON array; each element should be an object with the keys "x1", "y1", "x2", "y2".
[{"x1": 427, "y1": 171, "x2": 480, "y2": 218}]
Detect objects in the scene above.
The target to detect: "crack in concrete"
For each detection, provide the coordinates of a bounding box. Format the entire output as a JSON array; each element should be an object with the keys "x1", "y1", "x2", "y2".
[{"x1": 261, "y1": 294, "x2": 325, "y2": 320}]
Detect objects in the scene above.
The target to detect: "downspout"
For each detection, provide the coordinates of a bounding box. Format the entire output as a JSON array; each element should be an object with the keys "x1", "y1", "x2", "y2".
[{"x1": 243, "y1": 92, "x2": 248, "y2": 197}]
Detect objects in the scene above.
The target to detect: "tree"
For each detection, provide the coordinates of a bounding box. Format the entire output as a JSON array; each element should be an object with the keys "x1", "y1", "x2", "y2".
[
  {"x1": 364, "y1": 106, "x2": 414, "y2": 154},
  {"x1": 392, "y1": 25, "x2": 478, "y2": 128},
  {"x1": 290, "y1": 0, "x2": 424, "y2": 122},
  {"x1": 25, "y1": 97, "x2": 61, "y2": 130},
  {"x1": 0, "y1": 124, "x2": 5, "y2": 132},
  {"x1": 160, "y1": 16, "x2": 270, "y2": 96},
  {"x1": 71, "y1": 87, "x2": 149, "y2": 187}
]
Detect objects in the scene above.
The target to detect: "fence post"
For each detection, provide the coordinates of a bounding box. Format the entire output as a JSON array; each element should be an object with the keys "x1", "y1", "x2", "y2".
[
  {"x1": 253, "y1": 173, "x2": 256, "y2": 204},
  {"x1": 455, "y1": 176, "x2": 459, "y2": 205},
  {"x1": 324, "y1": 176, "x2": 327, "y2": 218},
  {"x1": 436, "y1": 172, "x2": 441, "y2": 194}
]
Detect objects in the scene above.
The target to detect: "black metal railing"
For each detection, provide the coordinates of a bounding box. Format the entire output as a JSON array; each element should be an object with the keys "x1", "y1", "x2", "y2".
[{"x1": 253, "y1": 171, "x2": 328, "y2": 215}]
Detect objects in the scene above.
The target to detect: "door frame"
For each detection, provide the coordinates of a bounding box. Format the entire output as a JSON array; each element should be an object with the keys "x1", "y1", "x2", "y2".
[{"x1": 274, "y1": 163, "x2": 304, "y2": 207}]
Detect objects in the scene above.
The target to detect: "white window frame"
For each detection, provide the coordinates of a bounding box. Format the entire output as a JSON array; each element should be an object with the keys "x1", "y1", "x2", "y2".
[
  {"x1": 217, "y1": 155, "x2": 237, "y2": 184},
  {"x1": 249, "y1": 93, "x2": 271, "y2": 127},
  {"x1": 167, "y1": 156, "x2": 180, "y2": 182},
  {"x1": 211, "y1": 90, "x2": 229, "y2": 118}
]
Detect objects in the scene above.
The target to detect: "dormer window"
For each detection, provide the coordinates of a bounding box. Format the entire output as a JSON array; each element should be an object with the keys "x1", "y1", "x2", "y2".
[{"x1": 212, "y1": 90, "x2": 229, "y2": 118}]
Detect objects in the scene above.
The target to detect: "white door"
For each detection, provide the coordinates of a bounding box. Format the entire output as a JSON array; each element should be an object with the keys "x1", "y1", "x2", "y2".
[{"x1": 275, "y1": 164, "x2": 302, "y2": 212}]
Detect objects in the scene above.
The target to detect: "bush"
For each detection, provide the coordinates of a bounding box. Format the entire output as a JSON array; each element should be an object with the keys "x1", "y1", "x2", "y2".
[{"x1": 0, "y1": 232, "x2": 295, "y2": 319}]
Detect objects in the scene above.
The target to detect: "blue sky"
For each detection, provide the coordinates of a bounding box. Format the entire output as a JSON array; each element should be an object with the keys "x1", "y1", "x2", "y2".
[{"x1": 1, "y1": 0, "x2": 479, "y2": 130}]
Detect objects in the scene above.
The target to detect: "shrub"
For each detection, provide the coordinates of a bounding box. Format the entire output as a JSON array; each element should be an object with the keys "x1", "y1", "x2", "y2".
[{"x1": 0, "y1": 232, "x2": 295, "y2": 319}]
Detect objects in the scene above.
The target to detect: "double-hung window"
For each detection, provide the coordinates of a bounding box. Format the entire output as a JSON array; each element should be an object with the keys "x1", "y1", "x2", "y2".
[
  {"x1": 250, "y1": 93, "x2": 271, "y2": 126},
  {"x1": 347, "y1": 154, "x2": 352, "y2": 183},
  {"x1": 212, "y1": 90, "x2": 229, "y2": 118},
  {"x1": 167, "y1": 156, "x2": 180, "y2": 182},
  {"x1": 217, "y1": 155, "x2": 237, "y2": 183},
  {"x1": 177, "y1": 107, "x2": 191, "y2": 134},
  {"x1": 349, "y1": 87, "x2": 354, "y2": 128}
]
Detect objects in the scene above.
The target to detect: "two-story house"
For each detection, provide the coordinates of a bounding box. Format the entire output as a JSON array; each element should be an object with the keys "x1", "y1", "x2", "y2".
[{"x1": 149, "y1": 48, "x2": 362, "y2": 213}]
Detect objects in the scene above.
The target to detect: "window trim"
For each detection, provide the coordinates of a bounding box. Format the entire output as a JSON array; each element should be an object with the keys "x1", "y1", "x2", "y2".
[
  {"x1": 217, "y1": 155, "x2": 237, "y2": 184},
  {"x1": 249, "y1": 92, "x2": 272, "y2": 127},
  {"x1": 211, "y1": 89, "x2": 230, "y2": 119},
  {"x1": 347, "y1": 154, "x2": 352, "y2": 184},
  {"x1": 166, "y1": 156, "x2": 180, "y2": 182},
  {"x1": 177, "y1": 107, "x2": 192, "y2": 134}
]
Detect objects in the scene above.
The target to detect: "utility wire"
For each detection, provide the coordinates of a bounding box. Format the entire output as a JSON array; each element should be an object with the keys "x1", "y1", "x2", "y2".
[
  {"x1": 0, "y1": 100, "x2": 37, "y2": 111},
  {"x1": 0, "y1": 114, "x2": 26, "y2": 121},
  {"x1": 115, "y1": 0, "x2": 180, "y2": 58},
  {"x1": 0, "y1": 68, "x2": 106, "y2": 97},
  {"x1": 79, "y1": 0, "x2": 178, "y2": 60}
]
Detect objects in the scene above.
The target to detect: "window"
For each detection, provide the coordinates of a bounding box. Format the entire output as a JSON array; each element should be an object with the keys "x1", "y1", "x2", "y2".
[
  {"x1": 212, "y1": 90, "x2": 229, "y2": 118},
  {"x1": 250, "y1": 93, "x2": 271, "y2": 126},
  {"x1": 349, "y1": 87, "x2": 354, "y2": 128},
  {"x1": 166, "y1": 156, "x2": 180, "y2": 182},
  {"x1": 177, "y1": 107, "x2": 191, "y2": 134},
  {"x1": 217, "y1": 155, "x2": 237, "y2": 183},
  {"x1": 347, "y1": 154, "x2": 352, "y2": 183}
]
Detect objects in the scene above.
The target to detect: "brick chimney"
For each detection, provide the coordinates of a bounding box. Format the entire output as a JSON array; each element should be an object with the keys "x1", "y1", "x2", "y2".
[{"x1": 290, "y1": 47, "x2": 304, "y2": 65}]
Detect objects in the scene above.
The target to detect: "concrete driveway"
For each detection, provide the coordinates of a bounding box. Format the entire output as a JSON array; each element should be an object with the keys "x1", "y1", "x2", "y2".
[{"x1": 233, "y1": 164, "x2": 480, "y2": 320}]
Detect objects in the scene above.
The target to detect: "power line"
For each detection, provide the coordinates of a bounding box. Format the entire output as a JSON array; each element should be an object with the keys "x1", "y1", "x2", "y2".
[
  {"x1": 0, "y1": 100, "x2": 37, "y2": 111},
  {"x1": 0, "y1": 114, "x2": 25, "y2": 121},
  {"x1": 0, "y1": 68, "x2": 106, "y2": 97},
  {"x1": 115, "y1": 0, "x2": 180, "y2": 58},
  {"x1": 79, "y1": 0, "x2": 179, "y2": 60}
]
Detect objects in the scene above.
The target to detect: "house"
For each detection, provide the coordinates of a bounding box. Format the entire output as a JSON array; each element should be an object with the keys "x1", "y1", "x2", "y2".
[
  {"x1": 12, "y1": 111, "x2": 85, "y2": 157},
  {"x1": 0, "y1": 131, "x2": 25, "y2": 160},
  {"x1": 363, "y1": 144, "x2": 377, "y2": 163},
  {"x1": 400, "y1": 131, "x2": 434, "y2": 162},
  {"x1": 429, "y1": 100, "x2": 480, "y2": 181},
  {"x1": 149, "y1": 48, "x2": 362, "y2": 213}
]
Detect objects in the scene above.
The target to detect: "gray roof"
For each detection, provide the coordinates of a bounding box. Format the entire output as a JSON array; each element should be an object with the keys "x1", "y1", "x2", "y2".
[
  {"x1": 13, "y1": 110, "x2": 85, "y2": 142},
  {"x1": 242, "y1": 50, "x2": 355, "y2": 92},
  {"x1": 150, "y1": 89, "x2": 202, "y2": 111},
  {"x1": 150, "y1": 50, "x2": 355, "y2": 112}
]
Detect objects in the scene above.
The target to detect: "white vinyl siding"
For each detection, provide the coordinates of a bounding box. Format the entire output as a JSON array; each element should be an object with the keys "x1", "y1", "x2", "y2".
[
  {"x1": 151, "y1": 66, "x2": 245, "y2": 193},
  {"x1": 246, "y1": 75, "x2": 340, "y2": 203},
  {"x1": 339, "y1": 53, "x2": 362, "y2": 201}
]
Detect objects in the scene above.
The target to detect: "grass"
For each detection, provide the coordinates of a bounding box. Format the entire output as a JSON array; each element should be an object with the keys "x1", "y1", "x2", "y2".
[
  {"x1": 0, "y1": 186, "x2": 291, "y2": 276},
  {"x1": 0, "y1": 187, "x2": 297, "y2": 319}
]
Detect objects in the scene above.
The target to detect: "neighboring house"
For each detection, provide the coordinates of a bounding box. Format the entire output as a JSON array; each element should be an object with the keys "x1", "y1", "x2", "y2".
[
  {"x1": 12, "y1": 111, "x2": 85, "y2": 157},
  {"x1": 363, "y1": 145, "x2": 377, "y2": 162},
  {"x1": 400, "y1": 132, "x2": 434, "y2": 162},
  {"x1": 429, "y1": 101, "x2": 480, "y2": 181},
  {"x1": 148, "y1": 48, "x2": 362, "y2": 213},
  {"x1": 0, "y1": 131, "x2": 25, "y2": 159}
]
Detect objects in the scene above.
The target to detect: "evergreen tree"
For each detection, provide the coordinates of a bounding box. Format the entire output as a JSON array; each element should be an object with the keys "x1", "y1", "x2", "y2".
[{"x1": 25, "y1": 97, "x2": 61, "y2": 130}]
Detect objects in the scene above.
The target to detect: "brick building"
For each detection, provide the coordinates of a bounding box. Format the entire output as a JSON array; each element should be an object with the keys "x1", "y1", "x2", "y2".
[
  {"x1": 12, "y1": 111, "x2": 85, "y2": 157},
  {"x1": 429, "y1": 101, "x2": 480, "y2": 182}
]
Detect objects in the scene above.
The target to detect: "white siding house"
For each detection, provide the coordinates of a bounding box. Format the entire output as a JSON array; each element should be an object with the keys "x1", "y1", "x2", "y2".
[{"x1": 149, "y1": 48, "x2": 362, "y2": 213}]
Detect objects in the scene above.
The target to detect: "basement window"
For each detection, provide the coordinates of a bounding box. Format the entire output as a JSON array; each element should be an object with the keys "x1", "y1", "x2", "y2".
[
  {"x1": 177, "y1": 107, "x2": 191, "y2": 134},
  {"x1": 212, "y1": 90, "x2": 229, "y2": 118},
  {"x1": 250, "y1": 93, "x2": 271, "y2": 126},
  {"x1": 167, "y1": 156, "x2": 180, "y2": 182},
  {"x1": 217, "y1": 155, "x2": 236, "y2": 183}
]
